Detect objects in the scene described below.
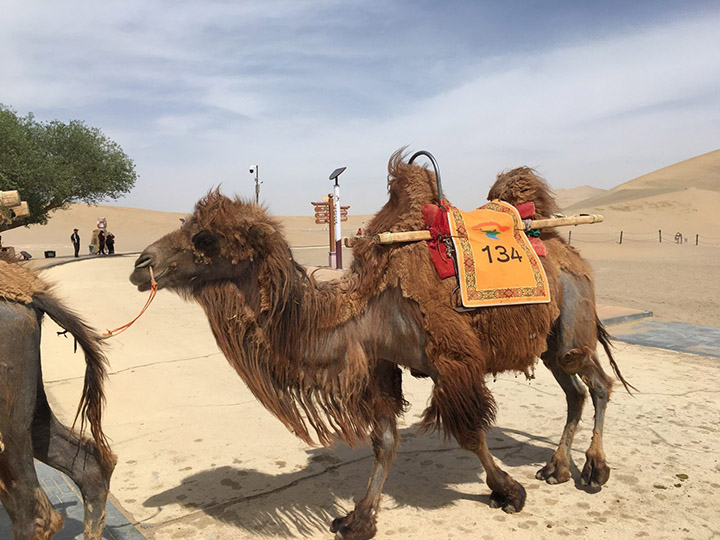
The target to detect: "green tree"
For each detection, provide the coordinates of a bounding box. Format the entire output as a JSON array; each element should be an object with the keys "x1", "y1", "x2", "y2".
[{"x1": 0, "y1": 104, "x2": 137, "y2": 231}]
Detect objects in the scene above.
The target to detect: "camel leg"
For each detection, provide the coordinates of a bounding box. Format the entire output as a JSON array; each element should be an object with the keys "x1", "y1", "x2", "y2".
[
  {"x1": 0, "y1": 433, "x2": 64, "y2": 540},
  {"x1": 577, "y1": 351, "x2": 612, "y2": 488},
  {"x1": 31, "y1": 387, "x2": 116, "y2": 540},
  {"x1": 460, "y1": 430, "x2": 526, "y2": 513},
  {"x1": 539, "y1": 271, "x2": 612, "y2": 487},
  {"x1": 423, "y1": 363, "x2": 524, "y2": 513},
  {"x1": 535, "y1": 357, "x2": 586, "y2": 484},
  {"x1": 331, "y1": 362, "x2": 402, "y2": 540},
  {"x1": 0, "y1": 305, "x2": 64, "y2": 539}
]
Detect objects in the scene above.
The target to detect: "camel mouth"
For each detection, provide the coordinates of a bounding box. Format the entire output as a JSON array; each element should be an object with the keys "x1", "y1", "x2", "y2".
[
  {"x1": 130, "y1": 266, "x2": 167, "y2": 291},
  {"x1": 133, "y1": 274, "x2": 152, "y2": 292}
]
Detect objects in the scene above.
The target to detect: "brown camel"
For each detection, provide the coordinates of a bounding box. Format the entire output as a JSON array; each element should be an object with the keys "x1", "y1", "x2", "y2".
[
  {"x1": 130, "y1": 150, "x2": 629, "y2": 539},
  {"x1": 0, "y1": 260, "x2": 115, "y2": 539}
]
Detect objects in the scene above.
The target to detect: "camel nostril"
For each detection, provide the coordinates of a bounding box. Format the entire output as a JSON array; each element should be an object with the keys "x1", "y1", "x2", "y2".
[{"x1": 134, "y1": 255, "x2": 152, "y2": 269}]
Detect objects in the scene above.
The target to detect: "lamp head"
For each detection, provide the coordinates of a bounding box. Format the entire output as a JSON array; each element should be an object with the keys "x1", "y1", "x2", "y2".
[{"x1": 329, "y1": 166, "x2": 347, "y2": 181}]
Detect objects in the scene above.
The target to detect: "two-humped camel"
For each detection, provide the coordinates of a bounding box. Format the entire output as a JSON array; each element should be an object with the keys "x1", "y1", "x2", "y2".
[
  {"x1": 130, "y1": 150, "x2": 629, "y2": 539},
  {"x1": 0, "y1": 260, "x2": 115, "y2": 539}
]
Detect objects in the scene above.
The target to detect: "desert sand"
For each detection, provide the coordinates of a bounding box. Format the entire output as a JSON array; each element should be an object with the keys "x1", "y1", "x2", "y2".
[{"x1": 2, "y1": 150, "x2": 720, "y2": 538}]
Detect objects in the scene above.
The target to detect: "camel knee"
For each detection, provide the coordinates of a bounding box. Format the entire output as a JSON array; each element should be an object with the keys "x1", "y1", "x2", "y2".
[{"x1": 558, "y1": 347, "x2": 593, "y2": 374}]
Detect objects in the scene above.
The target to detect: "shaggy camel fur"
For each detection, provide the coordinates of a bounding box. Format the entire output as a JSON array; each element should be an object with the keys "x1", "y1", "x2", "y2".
[
  {"x1": 130, "y1": 150, "x2": 628, "y2": 539},
  {"x1": 0, "y1": 260, "x2": 115, "y2": 540}
]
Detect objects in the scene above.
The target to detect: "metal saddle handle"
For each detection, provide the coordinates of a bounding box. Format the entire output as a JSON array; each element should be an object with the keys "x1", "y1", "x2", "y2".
[{"x1": 408, "y1": 150, "x2": 443, "y2": 204}]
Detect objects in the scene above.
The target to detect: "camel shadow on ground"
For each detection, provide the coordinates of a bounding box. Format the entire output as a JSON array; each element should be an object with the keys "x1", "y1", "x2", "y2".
[{"x1": 143, "y1": 424, "x2": 587, "y2": 537}]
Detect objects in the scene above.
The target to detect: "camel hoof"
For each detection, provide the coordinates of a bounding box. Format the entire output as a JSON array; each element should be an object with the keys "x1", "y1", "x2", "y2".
[
  {"x1": 580, "y1": 457, "x2": 610, "y2": 488},
  {"x1": 330, "y1": 510, "x2": 377, "y2": 540},
  {"x1": 536, "y1": 462, "x2": 571, "y2": 485},
  {"x1": 488, "y1": 482, "x2": 526, "y2": 514}
]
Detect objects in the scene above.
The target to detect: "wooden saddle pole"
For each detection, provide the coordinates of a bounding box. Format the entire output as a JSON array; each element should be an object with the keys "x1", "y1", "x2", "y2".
[{"x1": 368, "y1": 214, "x2": 603, "y2": 245}]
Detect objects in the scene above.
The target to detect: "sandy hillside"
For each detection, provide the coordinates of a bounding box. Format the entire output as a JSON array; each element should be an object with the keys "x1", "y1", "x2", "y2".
[
  {"x1": 554, "y1": 185, "x2": 607, "y2": 209},
  {"x1": 618, "y1": 148, "x2": 720, "y2": 192},
  {"x1": 566, "y1": 148, "x2": 720, "y2": 210},
  {"x1": 569, "y1": 187, "x2": 719, "y2": 235}
]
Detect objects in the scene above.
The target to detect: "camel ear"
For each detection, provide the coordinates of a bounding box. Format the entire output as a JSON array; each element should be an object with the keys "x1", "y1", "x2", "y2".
[
  {"x1": 192, "y1": 230, "x2": 220, "y2": 257},
  {"x1": 247, "y1": 222, "x2": 275, "y2": 249}
]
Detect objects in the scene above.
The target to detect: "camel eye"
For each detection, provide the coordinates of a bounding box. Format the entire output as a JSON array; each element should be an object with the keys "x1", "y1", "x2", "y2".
[{"x1": 192, "y1": 230, "x2": 219, "y2": 255}]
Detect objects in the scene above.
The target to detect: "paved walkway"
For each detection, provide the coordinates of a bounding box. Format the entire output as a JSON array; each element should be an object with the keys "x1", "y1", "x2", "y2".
[
  {"x1": 612, "y1": 319, "x2": 720, "y2": 358},
  {"x1": 0, "y1": 462, "x2": 144, "y2": 539}
]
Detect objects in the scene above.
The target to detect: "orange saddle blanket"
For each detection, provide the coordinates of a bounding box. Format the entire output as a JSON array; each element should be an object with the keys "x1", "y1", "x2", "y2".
[{"x1": 447, "y1": 200, "x2": 550, "y2": 308}]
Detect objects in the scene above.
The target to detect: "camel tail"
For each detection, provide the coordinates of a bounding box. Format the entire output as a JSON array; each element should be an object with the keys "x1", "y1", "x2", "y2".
[
  {"x1": 597, "y1": 317, "x2": 636, "y2": 394},
  {"x1": 31, "y1": 292, "x2": 115, "y2": 474}
]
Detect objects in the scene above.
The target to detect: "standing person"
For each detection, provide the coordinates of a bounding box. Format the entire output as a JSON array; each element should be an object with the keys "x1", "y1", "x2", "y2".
[
  {"x1": 106, "y1": 232, "x2": 115, "y2": 255},
  {"x1": 98, "y1": 230, "x2": 106, "y2": 255},
  {"x1": 71, "y1": 228, "x2": 81, "y2": 257}
]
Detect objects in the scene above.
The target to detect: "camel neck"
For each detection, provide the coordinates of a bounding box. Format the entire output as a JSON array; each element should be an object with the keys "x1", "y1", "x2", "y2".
[{"x1": 190, "y1": 264, "x2": 373, "y2": 448}]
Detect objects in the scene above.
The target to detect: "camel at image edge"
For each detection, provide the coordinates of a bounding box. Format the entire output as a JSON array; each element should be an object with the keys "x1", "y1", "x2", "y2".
[
  {"x1": 130, "y1": 150, "x2": 630, "y2": 539},
  {"x1": 0, "y1": 260, "x2": 116, "y2": 540}
]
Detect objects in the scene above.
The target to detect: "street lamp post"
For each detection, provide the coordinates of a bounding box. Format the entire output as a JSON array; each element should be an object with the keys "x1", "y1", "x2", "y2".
[
  {"x1": 249, "y1": 165, "x2": 260, "y2": 204},
  {"x1": 329, "y1": 166, "x2": 346, "y2": 269}
]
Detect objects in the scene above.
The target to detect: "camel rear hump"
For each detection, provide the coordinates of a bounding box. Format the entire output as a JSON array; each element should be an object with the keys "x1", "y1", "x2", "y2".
[{"x1": 488, "y1": 167, "x2": 561, "y2": 219}]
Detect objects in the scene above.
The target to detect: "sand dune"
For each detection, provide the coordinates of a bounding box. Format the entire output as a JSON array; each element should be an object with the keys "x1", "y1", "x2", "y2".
[
  {"x1": 554, "y1": 185, "x2": 607, "y2": 210},
  {"x1": 566, "y1": 148, "x2": 720, "y2": 210},
  {"x1": 570, "y1": 187, "x2": 719, "y2": 233},
  {"x1": 617, "y1": 148, "x2": 720, "y2": 192}
]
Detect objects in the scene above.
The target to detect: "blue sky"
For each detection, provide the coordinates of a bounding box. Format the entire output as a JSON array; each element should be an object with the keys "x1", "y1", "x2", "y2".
[{"x1": 2, "y1": 1, "x2": 719, "y2": 215}]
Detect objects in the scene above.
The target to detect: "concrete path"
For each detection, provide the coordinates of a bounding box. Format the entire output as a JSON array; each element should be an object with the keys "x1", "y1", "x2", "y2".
[
  {"x1": 0, "y1": 463, "x2": 144, "y2": 540},
  {"x1": 612, "y1": 319, "x2": 720, "y2": 358}
]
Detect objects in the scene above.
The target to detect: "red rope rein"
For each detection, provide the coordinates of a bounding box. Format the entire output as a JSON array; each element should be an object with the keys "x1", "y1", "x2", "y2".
[{"x1": 101, "y1": 266, "x2": 158, "y2": 339}]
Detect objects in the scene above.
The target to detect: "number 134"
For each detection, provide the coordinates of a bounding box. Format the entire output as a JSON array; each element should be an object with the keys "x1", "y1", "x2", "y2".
[{"x1": 480, "y1": 245, "x2": 523, "y2": 263}]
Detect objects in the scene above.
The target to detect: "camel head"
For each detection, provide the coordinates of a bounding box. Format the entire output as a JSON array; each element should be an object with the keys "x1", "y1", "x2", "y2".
[{"x1": 130, "y1": 190, "x2": 282, "y2": 293}]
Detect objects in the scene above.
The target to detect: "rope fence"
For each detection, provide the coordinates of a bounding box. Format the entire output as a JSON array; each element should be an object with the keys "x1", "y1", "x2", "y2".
[{"x1": 565, "y1": 229, "x2": 720, "y2": 247}]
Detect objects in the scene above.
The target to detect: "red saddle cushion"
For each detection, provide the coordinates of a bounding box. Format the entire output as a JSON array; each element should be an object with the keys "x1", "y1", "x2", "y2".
[{"x1": 422, "y1": 204, "x2": 455, "y2": 279}]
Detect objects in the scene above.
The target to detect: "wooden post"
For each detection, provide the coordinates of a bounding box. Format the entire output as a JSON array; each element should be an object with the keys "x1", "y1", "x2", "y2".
[
  {"x1": 568, "y1": 230, "x2": 572, "y2": 244},
  {"x1": 696, "y1": 234, "x2": 699, "y2": 246},
  {"x1": 659, "y1": 229, "x2": 662, "y2": 243},
  {"x1": 619, "y1": 230, "x2": 623, "y2": 244}
]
